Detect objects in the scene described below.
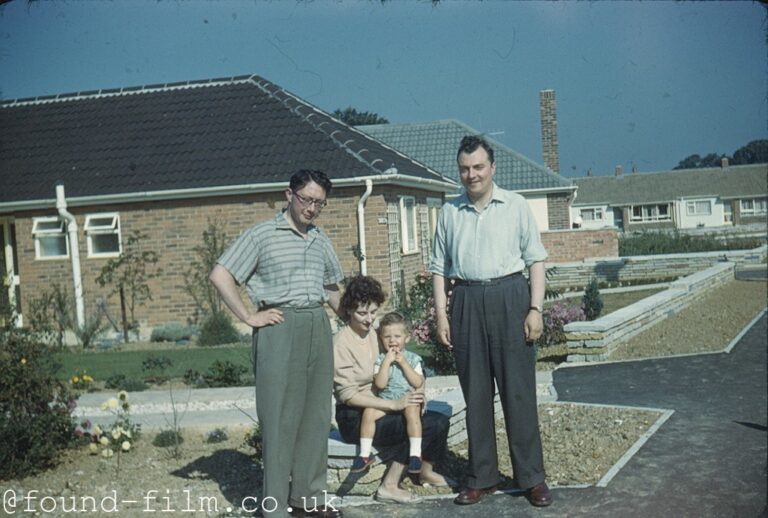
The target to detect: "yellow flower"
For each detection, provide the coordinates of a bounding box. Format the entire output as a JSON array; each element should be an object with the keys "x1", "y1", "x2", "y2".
[
  {"x1": 121, "y1": 441, "x2": 131, "y2": 452},
  {"x1": 88, "y1": 443, "x2": 99, "y2": 455},
  {"x1": 101, "y1": 448, "x2": 113, "y2": 458},
  {"x1": 72, "y1": 376, "x2": 80, "y2": 384},
  {"x1": 93, "y1": 425, "x2": 102, "y2": 436},
  {"x1": 83, "y1": 375, "x2": 94, "y2": 383},
  {"x1": 99, "y1": 436, "x2": 110, "y2": 446},
  {"x1": 125, "y1": 430, "x2": 132, "y2": 439},
  {"x1": 117, "y1": 391, "x2": 129, "y2": 401},
  {"x1": 101, "y1": 398, "x2": 119, "y2": 411},
  {"x1": 111, "y1": 429, "x2": 121, "y2": 440},
  {"x1": 20, "y1": 358, "x2": 26, "y2": 365}
]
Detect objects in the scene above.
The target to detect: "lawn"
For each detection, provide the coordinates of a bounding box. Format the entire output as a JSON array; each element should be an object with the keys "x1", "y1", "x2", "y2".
[{"x1": 55, "y1": 344, "x2": 252, "y2": 384}]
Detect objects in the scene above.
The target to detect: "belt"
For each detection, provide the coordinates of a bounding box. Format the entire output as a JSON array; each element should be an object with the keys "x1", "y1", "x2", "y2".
[{"x1": 454, "y1": 272, "x2": 522, "y2": 286}]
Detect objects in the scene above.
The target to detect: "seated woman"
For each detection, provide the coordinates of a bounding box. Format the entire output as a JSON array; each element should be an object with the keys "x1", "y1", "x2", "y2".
[{"x1": 333, "y1": 275, "x2": 452, "y2": 504}]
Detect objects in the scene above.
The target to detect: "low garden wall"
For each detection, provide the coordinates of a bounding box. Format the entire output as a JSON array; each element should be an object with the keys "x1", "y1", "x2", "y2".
[
  {"x1": 547, "y1": 245, "x2": 765, "y2": 291},
  {"x1": 563, "y1": 261, "x2": 735, "y2": 362}
]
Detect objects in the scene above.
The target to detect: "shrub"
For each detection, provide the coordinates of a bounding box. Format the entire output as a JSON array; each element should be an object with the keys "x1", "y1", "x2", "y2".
[
  {"x1": 104, "y1": 374, "x2": 148, "y2": 392},
  {"x1": 0, "y1": 328, "x2": 76, "y2": 479},
  {"x1": 153, "y1": 429, "x2": 184, "y2": 448},
  {"x1": 197, "y1": 311, "x2": 241, "y2": 346},
  {"x1": 206, "y1": 428, "x2": 229, "y2": 444},
  {"x1": 142, "y1": 355, "x2": 173, "y2": 383},
  {"x1": 538, "y1": 302, "x2": 586, "y2": 347},
  {"x1": 202, "y1": 360, "x2": 248, "y2": 388},
  {"x1": 151, "y1": 323, "x2": 198, "y2": 343},
  {"x1": 619, "y1": 230, "x2": 764, "y2": 256},
  {"x1": 244, "y1": 422, "x2": 263, "y2": 460},
  {"x1": 183, "y1": 368, "x2": 205, "y2": 388},
  {"x1": 582, "y1": 278, "x2": 604, "y2": 321}
]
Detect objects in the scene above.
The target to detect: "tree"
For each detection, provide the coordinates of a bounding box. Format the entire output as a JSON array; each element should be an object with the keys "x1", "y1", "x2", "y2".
[
  {"x1": 732, "y1": 140, "x2": 768, "y2": 165},
  {"x1": 96, "y1": 231, "x2": 161, "y2": 342},
  {"x1": 332, "y1": 107, "x2": 389, "y2": 126},
  {"x1": 673, "y1": 152, "x2": 727, "y2": 170},
  {"x1": 184, "y1": 219, "x2": 229, "y2": 321}
]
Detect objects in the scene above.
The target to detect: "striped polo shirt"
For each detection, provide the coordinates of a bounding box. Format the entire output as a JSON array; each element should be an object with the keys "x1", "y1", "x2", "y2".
[{"x1": 217, "y1": 211, "x2": 344, "y2": 308}]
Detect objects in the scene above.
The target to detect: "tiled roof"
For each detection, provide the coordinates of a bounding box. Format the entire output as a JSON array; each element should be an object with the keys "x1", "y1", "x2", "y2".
[
  {"x1": 359, "y1": 119, "x2": 574, "y2": 193},
  {"x1": 572, "y1": 164, "x2": 768, "y2": 206},
  {"x1": 0, "y1": 75, "x2": 454, "y2": 207}
]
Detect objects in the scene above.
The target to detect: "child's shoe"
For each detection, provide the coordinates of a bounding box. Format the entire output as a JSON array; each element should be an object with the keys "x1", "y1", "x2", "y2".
[
  {"x1": 350, "y1": 455, "x2": 375, "y2": 473},
  {"x1": 407, "y1": 456, "x2": 422, "y2": 474}
]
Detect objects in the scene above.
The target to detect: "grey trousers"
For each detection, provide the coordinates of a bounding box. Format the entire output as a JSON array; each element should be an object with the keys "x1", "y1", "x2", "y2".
[
  {"x1": 450, "y1": 274, "x2": 546, "y2": 489},
  {"x1": 252, "y1": 306, "x2": 333, "y2": 517}
]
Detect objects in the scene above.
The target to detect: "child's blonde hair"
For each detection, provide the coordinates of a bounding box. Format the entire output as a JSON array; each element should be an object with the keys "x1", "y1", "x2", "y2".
[{"x1": 378, "y1": 312, "x2": 411, "y2": 333}]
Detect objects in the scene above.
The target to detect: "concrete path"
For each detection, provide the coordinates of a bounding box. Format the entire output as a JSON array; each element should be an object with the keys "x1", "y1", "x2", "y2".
[{"x1": 342, "y1": 313, "x2": 767, "y2": 518}]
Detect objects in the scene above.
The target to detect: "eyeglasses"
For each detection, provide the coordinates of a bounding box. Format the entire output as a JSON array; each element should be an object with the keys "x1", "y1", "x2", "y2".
[{"x1": 292, "y1": 191, "x2": 328, "y2": 209}]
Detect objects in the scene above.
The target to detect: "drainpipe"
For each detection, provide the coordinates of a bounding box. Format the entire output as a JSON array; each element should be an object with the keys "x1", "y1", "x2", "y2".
[
  {"x1": 56, "y1": 184, "x2": 85, "y2": 329},
  {"x1": 357, "y1": 179, "x2": 373, "y2": 275}
]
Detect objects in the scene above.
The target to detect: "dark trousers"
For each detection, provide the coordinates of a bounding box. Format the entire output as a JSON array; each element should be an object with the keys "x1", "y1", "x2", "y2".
[
  {"x1": 335, "y1": 405, "x2": 449, "y2": 465},
  {"x1": 252, "y1": 306, "x2": 333, "y2": 518},
  {"x1": 450, "y1": 274, "x2": 545, "y2": 489}
]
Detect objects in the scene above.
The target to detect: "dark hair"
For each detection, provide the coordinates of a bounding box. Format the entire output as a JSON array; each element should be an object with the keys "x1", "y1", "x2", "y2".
[
  {"x1": 290, "y1": 169, "x2": 333, "y2": 195},
  {"x1": 456, "y1": 135, "x2": 495, "y2": 164},
  {"x1": 378, "y1": 312, "x2": 411, "y2": 333},
  {"x1": 339, "y1": 275, "x2": 386, "y2": 321}
]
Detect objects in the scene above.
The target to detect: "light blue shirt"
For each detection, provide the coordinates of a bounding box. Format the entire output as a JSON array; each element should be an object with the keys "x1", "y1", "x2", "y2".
[
  {"x1": 429, "y1": 184, "x2": 548, "y2": 281},
  {"x1": 373, "y1": 349, "x2": 424, "y2": 400}
]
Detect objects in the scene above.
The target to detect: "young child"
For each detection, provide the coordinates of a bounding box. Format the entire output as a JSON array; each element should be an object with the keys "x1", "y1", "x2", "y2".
[{"x1": 352, "y1": 312, "x2": 426, "y2": 474}]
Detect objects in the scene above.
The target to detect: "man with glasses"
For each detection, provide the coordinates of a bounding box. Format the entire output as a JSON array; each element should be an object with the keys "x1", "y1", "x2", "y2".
[{"x1": 210, "y1": 169, "x2": 344, "y2": 518}]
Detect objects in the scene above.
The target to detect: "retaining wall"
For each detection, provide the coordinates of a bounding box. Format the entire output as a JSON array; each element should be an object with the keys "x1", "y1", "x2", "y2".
[
  {"x1": 547, "y1": 245, "x2": 765, "y2": 291},
  {"x1": 563, "y1": 261, "x2": 736, "y2": 362}
]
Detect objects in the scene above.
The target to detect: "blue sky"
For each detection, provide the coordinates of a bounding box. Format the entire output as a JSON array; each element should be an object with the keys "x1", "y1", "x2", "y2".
[{"x1": 0, "y1": 1, "x2": 765, "y2": 177}]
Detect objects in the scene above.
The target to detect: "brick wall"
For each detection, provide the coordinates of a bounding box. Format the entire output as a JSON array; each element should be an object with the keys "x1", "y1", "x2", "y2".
[
  {"x1": 546, "y1": 192, "x2": 571, "y2": 230},
  {"x1": 14, "y1": 185, "x2": 442, "y2": 333},
  {"x1": 541, "y1": 228, "x2": 619, "y2": 263}
]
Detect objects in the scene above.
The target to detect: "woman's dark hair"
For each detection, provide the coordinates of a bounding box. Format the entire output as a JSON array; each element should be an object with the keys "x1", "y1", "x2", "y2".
[
  {"x1": 339, "y1": 275, "x2": 386, "y2": 321},
  {"x1": 289, "y1": 169, "x2": 333, "y2": 195}
]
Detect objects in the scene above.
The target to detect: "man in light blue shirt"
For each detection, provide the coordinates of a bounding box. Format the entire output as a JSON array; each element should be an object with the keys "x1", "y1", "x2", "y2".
[{"x1": 429, "y1": 136, "x2": 552, "y2": 508}]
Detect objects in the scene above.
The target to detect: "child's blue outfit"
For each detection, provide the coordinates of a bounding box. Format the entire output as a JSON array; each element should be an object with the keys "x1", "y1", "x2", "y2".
[{"x1": 373, "y1": 350, "x2": 424, "y2": 399}]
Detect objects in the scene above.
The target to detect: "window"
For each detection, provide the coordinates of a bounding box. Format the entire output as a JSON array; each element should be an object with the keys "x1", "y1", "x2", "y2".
[
  {"x1": 426, "y1": 198, "x2": 442, "y2": 239},
  {"x1": 740, "y1": 198, "x2": 768, "y2": 216},
  {"x1": 724, "y1": 202, "x2": 733, "y2": 223},
  {"x1": 399, "y1": 196, "x2": 418, "y2": 254},
  {"x1": 630, "y1": 204, "x2": 671, "y2": 222},
  {"x1": 580, "y1": 208, "x2": 603, "y2": 221},
  {"x1": 85, "y1": 213, "x2": 121, "y2": 257},
  {"x1": 686, "y1": 200, "x2": 712, "y2": 216},
  {"x1": 32, "y1": 217, "x2": 68, "y2": 259}
]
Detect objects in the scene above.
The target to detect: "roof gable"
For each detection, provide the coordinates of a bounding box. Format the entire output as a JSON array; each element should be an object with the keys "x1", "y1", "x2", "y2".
[
  {"x1": 572, "y1": 164, "x2": 768, "y2": 206},
  {"x1": 0, "y1": 75, "x2": 454, "y2": 207},
  {"x1": 360, "y1": 119, "x2": 574, "y2": 192}
]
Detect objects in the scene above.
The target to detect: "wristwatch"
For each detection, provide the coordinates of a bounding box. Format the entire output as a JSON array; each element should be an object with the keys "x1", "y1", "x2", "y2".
[{"x1": 529, "y1": 304, "x2": 543, "y2": 313}]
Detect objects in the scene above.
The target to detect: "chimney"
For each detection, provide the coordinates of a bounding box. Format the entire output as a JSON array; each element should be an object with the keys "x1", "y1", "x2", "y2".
[
  {"x1": 539, "y1": 89, "x2": 560, "y2": 174},
  {"x1": 721, "y1": 157, "x2": 729, "y2": 168},
  {"x1": 615, "y1": 165, "x2": 623, "y2": 176}
]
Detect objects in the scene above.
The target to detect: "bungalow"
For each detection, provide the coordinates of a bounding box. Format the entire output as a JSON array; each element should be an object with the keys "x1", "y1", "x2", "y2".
[
  {"x1": 360, "y1": 119, "x2": 577, "y2": 232},
  {"x1": 571, "y1": 163, "x2": 768, "y2": 232},
  {"x1": 0, "y1": 74, "x2": 457, "y2": 333}
]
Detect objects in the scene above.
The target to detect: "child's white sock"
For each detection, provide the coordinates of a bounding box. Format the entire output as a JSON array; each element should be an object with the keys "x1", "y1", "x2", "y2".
[
  {"x1": 360, "y1": 438, "x2": 373, "y2": 458},
  {"x1": 409, "y1": 437, "x2": 422, "y2": 457}
]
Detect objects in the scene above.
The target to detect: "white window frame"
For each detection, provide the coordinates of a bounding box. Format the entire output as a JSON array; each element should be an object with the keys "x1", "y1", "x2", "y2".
[
  {"x1": 630, "y1": 204, "x2": 672, "y2": 223},
  {"x1": 399, "y1": 196, "x2": 419, "y2": 255},
  {"x1": 580, "y1": 207, "x2": 604, "y2": 222},
  {"x1": 84, "y1": 213, "x2": 122, "y2": 258},
  {"x1": 426, "y1": 197, "x2": 442, "y2": 239},
  {"x1": 740, "y1": 198, "x2": 768, "y2": 216},
  {"x1": 32, "y1": 216, "x2": 69, "y2": 260},
  {"x1": 686, "y1": 200, "x2": 712, "y2": 216}
]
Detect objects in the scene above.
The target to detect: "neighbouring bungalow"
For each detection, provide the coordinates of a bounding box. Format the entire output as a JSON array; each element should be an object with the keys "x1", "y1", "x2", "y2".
[
  {"x1": 360, "y1": 119, "x2": 577, "y2": 232},
  {"x1": 572, "y1": 162, "x2": 768, "y2": 233},
  {"x1": 0, "y1": 74, "x2": 457, "y2": 334}
]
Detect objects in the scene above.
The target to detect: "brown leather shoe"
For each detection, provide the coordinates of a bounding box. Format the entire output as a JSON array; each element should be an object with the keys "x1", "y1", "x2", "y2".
[
  {"x1": 526, "y1": 482, "x2": 553, "y2": 507},
  {"x1": 454, "y1": 484, "x2": 498, "y2": 505}
]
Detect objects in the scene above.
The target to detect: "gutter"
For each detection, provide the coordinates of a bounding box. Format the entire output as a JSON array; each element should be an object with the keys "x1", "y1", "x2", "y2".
[
  {"x1": 55, "y1": 184, "x2": 85, "y2": 329},
  {"x1": 0, "y1": 174, "x2": 458, "y2": 214},
  {"x1": 357, "y1": 179, "x2": 374, "y2": 275}
]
